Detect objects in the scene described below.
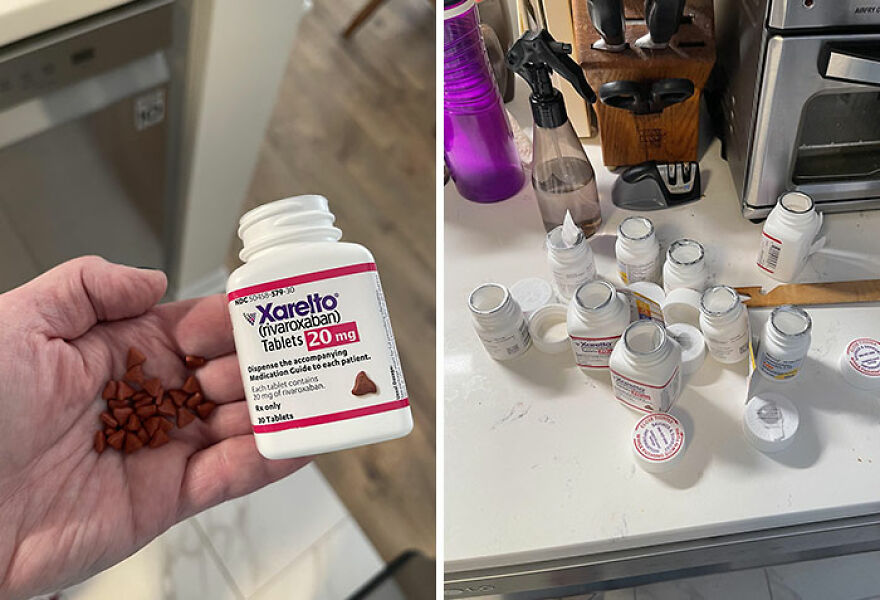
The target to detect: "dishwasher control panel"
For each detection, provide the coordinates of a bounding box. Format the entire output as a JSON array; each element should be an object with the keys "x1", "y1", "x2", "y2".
[{"x1": 0, "y1": 0, "x2": 172, "y2": 111}]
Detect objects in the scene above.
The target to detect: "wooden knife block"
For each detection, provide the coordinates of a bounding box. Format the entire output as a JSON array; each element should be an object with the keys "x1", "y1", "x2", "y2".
[{"x1": 571, "y1": 0, "x2": 716, "y2": 168}]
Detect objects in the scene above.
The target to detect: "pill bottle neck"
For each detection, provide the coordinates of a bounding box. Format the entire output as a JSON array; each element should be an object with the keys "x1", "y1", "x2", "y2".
[
  {"x1": 238, "y1": 195, "x2": 343, "y2": 263},
  {"x1": 469, "y1": 284, "x2": 520, "y2": 328}
]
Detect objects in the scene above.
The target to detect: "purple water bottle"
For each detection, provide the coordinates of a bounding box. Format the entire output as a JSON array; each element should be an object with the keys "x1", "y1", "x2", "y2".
[{"x1": 444, "y1": 0, "x2": 524, "y2": 203}]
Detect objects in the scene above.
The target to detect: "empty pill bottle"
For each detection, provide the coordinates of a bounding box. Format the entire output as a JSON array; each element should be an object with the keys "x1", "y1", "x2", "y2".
[
  {"x1": 567, "y1": 280, "x2": 630, "y2": 370},
  {"x1": 699, "y1": 285, "x2": 750, "y2": 364},
  {"x1": 756, "y1": 305, "x2": 812, "y2": 381},
  {"x1": 546, "y1": 224, "x2": 597, "y2": 303},
  {"x1": 616, "y1": 216, "x2": 660, "y2": 285},
  {"x1": 468, "y1": 282, "x2": 531, "y2": 361},
  {"x1": 609, "y1": 320, "x2": 682, "y2": 413},
  {"x1": 757, "y1": 191, "x2": 823, "y2": 282},
  {"x1": 663, "y1": 238, "x2": 709, "y2": 293},
  {"x1": 227, "y1": 195, "x2": 413, "y2": 460}
]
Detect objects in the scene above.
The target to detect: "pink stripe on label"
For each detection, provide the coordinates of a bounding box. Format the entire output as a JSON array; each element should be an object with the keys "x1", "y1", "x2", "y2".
[
  {"x1": 228, "y1": 263, "x2": 377, "y2": 300},
  {"x1": 252, "y1": 398, "x2": 410, "y2": 433}
]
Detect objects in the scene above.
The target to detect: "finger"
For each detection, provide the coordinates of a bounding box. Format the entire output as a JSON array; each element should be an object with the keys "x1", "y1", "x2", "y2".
[
  {"x1": 16, "y1": 256, "x2": 167, "y2": 340},
  {"x1": 177, "y1": 435, "x2": 309, "y2": 519},
  {"x1": 196, "y1": 353, "x2": 245, "y2": 403},
  {"x1": 154, "y1": 294, "x2": 235, "y2": 359},
  {"x1": 201, "y1": 401, "x2": 252, "y2": 443}
]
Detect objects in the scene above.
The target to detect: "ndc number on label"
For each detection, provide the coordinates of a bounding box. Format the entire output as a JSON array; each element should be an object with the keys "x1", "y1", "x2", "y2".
[{"x1": 233, "y1": 286, "x2": 296, "y2": 305}]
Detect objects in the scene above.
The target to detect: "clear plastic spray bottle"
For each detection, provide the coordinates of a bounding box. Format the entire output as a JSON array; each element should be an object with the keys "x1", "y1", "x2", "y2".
[{"x1": 507, "y1": 29, "x2": 602, "y2": 236}]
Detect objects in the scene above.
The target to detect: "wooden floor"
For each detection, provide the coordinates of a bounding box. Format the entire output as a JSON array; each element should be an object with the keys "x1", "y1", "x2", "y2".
[{"x1": 227, "y1": 0, "x2": 436, "y2": 570}]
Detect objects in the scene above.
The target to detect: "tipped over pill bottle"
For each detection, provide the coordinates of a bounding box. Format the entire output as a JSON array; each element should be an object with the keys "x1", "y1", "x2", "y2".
[{"x1": 227, "y1": 195, "x2": 412, "y2": 459}]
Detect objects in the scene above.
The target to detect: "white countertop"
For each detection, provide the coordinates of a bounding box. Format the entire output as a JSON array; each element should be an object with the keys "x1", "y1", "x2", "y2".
[
  {"x1": 444, "y1": 98, "x2": 880, "y2": 572},
  {"x1": 0, "y1": 0, "x2": 131, "y2": 48}
]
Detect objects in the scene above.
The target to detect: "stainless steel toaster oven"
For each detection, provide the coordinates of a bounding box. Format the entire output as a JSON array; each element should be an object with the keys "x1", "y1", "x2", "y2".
[{"x1": 714, "y1": 0, "x2": 880, "y2": 219}]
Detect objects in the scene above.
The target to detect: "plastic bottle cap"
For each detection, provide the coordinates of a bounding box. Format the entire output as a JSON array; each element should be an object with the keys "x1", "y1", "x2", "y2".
[
  {"x1": 662, "y1": 287, "x2": 702, "y2": 328},
  {"x1": 528, "y1": 304, "x2": 570, "y2": 354},
  {"x1": 743, "y1": 392, "x2": 799, "y2": 453},
  {"x1": 666, "y1": 323, "x2": 706, "y2": 376},
  {"x1": 632, "y1": 413, "x2": 686, "y2": 473},
  {"x1": 510, "y1": 277, "x2": 554, "y2": 318},
  {"x1": 839, "y1": 338, "x2": 880, "y2": 391}
]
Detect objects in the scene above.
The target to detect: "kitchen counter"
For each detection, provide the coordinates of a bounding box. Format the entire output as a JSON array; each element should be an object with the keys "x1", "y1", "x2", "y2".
[
  {"x1": 0, "y1": 0, "x2": 132, "y2": 48},
  {"x1": 443, "y1": 97, "x2": 880, "y2": 595}
]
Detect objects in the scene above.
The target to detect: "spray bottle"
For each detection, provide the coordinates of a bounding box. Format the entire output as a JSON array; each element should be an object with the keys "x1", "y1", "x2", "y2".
[{"x1": 507, "y1": 30, "x2": 602, "y2": 236}]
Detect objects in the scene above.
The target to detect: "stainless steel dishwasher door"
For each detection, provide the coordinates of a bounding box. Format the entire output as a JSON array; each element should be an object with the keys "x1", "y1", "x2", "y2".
[{"x1": 0, "y1": 0, "x2": 175, "y2": 292}]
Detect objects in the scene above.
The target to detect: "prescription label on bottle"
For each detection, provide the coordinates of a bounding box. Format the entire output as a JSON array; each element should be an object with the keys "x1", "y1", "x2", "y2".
[
  {"x1": 633, "y1": 413, "x2": 684, "y2": 462},
  {"x1": 570, "y1": 335, "x2": 620, "y2": 368},
  {"x1": 610, "y1": 368, "x2": 681, "y2": 413},
  {"x1": 757, "y1": 232, "x2": 783, "y2": 274},
  {"x1": 228, "y1": 262, "x2": 408, "y2": 434},
  {"x1": 706, "y1": 330, "x2": 750, "y2": 363},
  {"x1": 480, "y1": 319, "x2": 531, "y2": 360},
  {"x1": 757, "y1": 350, "x2": 803, "y2": 380},
  {"x1": 554, "y1": 263, "x2": 597, "y2": 300},
  {"x1": 618, "y1": 259, "x2": 658, "y2": 285}
]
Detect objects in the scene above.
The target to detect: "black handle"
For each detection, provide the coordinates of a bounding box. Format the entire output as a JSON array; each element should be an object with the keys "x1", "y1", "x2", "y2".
[
  {"x1": 587, "y1": 0, "x2": 626, "y2": 47},
  {"x1": 649, "y1": 78, "x2": 694, "y2": 111},
  {"x1": 599, "y1": 80, "x2": 652, "y2": 114},
  {"x1": 644, "y1": 0, "x2": 686, "y2": 45}
]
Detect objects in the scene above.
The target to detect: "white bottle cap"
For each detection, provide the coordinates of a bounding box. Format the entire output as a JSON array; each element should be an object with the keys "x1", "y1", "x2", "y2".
[
  {"x1": 839, "y1": 338, "x2": 880, "y2": 391},
  {"x1": 632, "y1": 413, "x2": 686, "y2": 473},
  {"x1": 666, "y1": 323, "x2": 706, "y2": 376},
  {"x1": 743, "y1": 392, "x2": 799, "y2": 453},
  {"x1": 510, "y1": 277, "x2": 554, "y2": 318},
  {"x1": 528, "y1": 304, "x2": 571, "y2": 354},
  {"x1": 662, "y1": 287, "x2": 703, "y2": 328}
]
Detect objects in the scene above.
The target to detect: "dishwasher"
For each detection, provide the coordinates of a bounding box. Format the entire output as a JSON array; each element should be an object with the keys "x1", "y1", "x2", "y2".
[{"x1": 0, "y1": 0, "x2": 180, "y2": 292}]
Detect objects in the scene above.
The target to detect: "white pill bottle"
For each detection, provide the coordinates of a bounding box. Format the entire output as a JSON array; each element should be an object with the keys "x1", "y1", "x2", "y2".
[
  {"x1": 567, "y1": 280, "x2": 630, "y2": 371},
  {"x1": 616, "y1": 216, "x2": 660, "y2": 285},
  {"x1": 468, "y1": 283, "x2": 531, "y2": 360},
  {"x1": 227, "y1": 195, "x2": 413, "y2": 459},
  {"x1": 757, "y1": 191, "x2": 823, "y2": 282},
  {"x1": 699, "y1": 285, "x2": 750, "y2": 364}
]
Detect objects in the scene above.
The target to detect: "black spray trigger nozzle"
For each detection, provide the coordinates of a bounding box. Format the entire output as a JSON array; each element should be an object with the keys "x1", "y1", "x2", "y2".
[{"x1": 506, "y1": 29, "x2": 597, "y2": 104}]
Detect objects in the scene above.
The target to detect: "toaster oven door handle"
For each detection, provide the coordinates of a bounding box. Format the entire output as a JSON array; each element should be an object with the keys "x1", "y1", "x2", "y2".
[{"x1": 820, "y1": 43, "x2": 880, "y2": 87}]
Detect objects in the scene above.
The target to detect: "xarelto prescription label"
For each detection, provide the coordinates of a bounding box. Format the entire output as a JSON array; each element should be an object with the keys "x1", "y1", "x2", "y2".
[
  {"x1": 610, "y1": 367, "x2": 681, "y2": 413},
  {"x1": 228, "y1": 263, "x2": 408, "y2": 434}
]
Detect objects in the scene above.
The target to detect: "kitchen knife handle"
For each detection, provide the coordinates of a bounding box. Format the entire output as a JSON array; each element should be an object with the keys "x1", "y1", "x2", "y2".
[
  {"x1": 644, "y1": 0, "x2": 686, "y2": 45},
  {"x1": 587, "y1": 0, "x2": 626, "y2": 47},
  {"x1": 649, "y1": 78, "x2": 694, "y2": 111},
  {"x1": 599, "y1": 80, "x2": 651, "y2": 114}
]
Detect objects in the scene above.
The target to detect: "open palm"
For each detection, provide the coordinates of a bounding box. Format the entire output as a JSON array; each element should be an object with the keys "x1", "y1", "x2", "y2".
[{"x1": 0, "y1": 257, "x2": 308, "y2": 600}]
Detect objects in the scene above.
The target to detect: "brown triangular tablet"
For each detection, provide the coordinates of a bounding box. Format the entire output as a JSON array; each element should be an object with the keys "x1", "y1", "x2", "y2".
[
  {"x1": 181, "y1": 375, "x2": 200, "y2": 394},
  {"x1": 144, "y1": 416, "x2": 162, "y2": 437},
  {"x1": 127, "y1": 347, "x2": 146, "y2": 369},
  {"x1": 177, "y1": 407, "x2": 196, "y2": 428},
  {"x1": 186, "y1": 392, "x2": 203, "y2": 409},
  {"x1": 195, "y1": 401, "x2": 216, "y2": 420},
  {"x1": 351, "y1": 371, "x2": 377, "y2": 396},
  {"x1": 124, "y1": 365, "x2": 145, "y2": 385},
  {"x1": 116, "y1": 381, "x2": 135, "y2": 400},
  {"x1": 143, "y1": 378, "x2": 163, "y2": 398},
  {"x1": 124, "y1": 432, "x2": 143, "y2": 454},
  {"x1": 168, "y1": 389, "x2": 188, "y2": 407},
  {"x1": 101, "y1": 380, "x2": 117, "y2": 400},
  {"x1": 94, "y1": 430, "x2": 107, "y2": 454},
  {"x1": 149, "y1": 429, "x2": 170, "y2": 449},
  {"x1": 108, "y1": 398, "x2": 128, "y2": 410},
  {"x1": 185, "y1": 355, "x2": 207, "y2": 369},
  {"x1": 136, "y1": 405, "x2": 158, "y2": 418},
  {"x1": 100, "y1": 411, "x2": 118, "y2": 429},
  {"x1": 111, "y1": 407, "x2": 133, "y2": 424},
  {"x1": 157, "y1": 397, "x2": 177, "y2": 417},
  {"x1": 125, "y1": 414, "x2": 142, "y2": 432},
  {"x1": 136, "y1": 428, "x2": 149, "y2": 444},
  {"x1": 107, "y1": 430, "x2": 126, "y2": 450},
  {"x1": 158, "y1": 417, "x2": 174, "y2": 432}
]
